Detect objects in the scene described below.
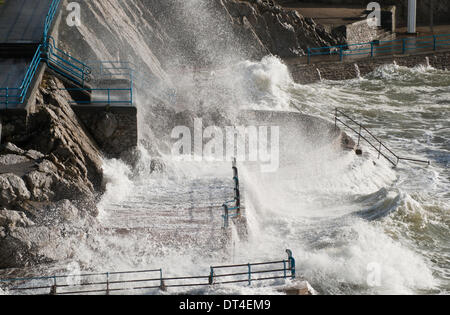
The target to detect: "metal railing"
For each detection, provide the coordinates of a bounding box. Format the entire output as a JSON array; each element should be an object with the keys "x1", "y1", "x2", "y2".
[
  {"x1": 0, "y1": 44, "x2": 45, "y2": 107},
  {"x1": 60, "y1": 61, "x2": 134, "y2": 105},
  {"x1": 0, "y1": 251, "x2": 296, "y2": 295},
  {"x1": 222, "y1": 158, "x2": 242, "y2": 228},
  {"x1": 46, "y1": 38, "x2": 92, "y2": 87},
  {"x1": 307, "y1": 33, "x2": 450, "y2": 64},
  {"x1": 43, "y1": 0, "x2": 61, "y2": 43},
  {"x1": 335, "y1": 108, "x2": 430, "y2": 167},
  {"x1": 0, "y1": 0, "x2": 133, "y2": 108}
]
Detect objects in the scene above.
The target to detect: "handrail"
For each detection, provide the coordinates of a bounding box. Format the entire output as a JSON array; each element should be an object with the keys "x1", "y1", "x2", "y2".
[
  {"x1": 222, "y1": 158, "x2": 242, "y2": 228},
  {"x1": 335, "y1": 108, "x2": 430, "y2": 167},
  {"x1": 43, "y1": 0, "x2": 61, "y2": 43},
  {"x1": 307, "y1": 33, "x2": 450, "y2": 63},
  {"x1": 0, "y1": 251, "x2": 296, "y2": 295}
]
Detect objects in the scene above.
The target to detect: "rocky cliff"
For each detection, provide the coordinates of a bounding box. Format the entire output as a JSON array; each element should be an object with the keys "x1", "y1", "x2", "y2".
[{"x1": 0, "y1": 74, "x2": 103, "y2": 268}]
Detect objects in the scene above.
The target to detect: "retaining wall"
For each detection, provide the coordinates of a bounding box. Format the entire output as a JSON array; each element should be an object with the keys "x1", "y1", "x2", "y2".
[{"x1": 288, "y1": 50, "x2": 450, "y2": 84}]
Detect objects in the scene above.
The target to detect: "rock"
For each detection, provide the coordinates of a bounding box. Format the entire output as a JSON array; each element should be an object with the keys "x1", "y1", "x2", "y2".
[
  {"x1": 0, "y1": 154, "x2": 31, "y2": 166},
  {"x1": 0, "y1": 209, "x2": 35, "y2": 231},
  {"x1": 0, "y1": 174, "x2": 31, "y2": 208},
  {"x1": 0, "y1": 143, "x2": 25, "y2": 155}
]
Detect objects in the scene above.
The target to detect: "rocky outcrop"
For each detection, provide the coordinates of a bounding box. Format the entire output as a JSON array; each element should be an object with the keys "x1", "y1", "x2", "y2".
[
  {"x1": 221, "y1": 0, "x2": 343, "y2": 57},
  {"x1": 0, "y1": 75, "x2": 103, "y2": 269}
]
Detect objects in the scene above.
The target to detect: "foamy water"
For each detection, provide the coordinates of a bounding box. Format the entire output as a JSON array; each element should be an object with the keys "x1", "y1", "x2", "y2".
[{"x1": 87, "y1": 60, "x2": 449, "y2": 295}]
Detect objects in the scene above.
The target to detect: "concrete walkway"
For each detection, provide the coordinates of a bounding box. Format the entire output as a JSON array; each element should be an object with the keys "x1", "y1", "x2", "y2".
[
  {"x1": 0, "y1": 0, "x2": 52, "y2": 43},
  {"x1": 0, "y1": 0, "x2": 53, "y2": 109}
]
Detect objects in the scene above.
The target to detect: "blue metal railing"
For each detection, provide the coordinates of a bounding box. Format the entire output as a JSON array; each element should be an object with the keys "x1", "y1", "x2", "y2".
[
  {"x1": 0, "y1": 251, "x2": 296, "y2": 295},
  {"x1": 222, "y1": 158, "x2": 242, "y2": 228},
  {"x1": 1, "y1": 0, "x2": 134, "y2": 108},
  {"x1": 60, "y1": 61, "x2": 134, "y2": 105},
  {"x1": 307, "y1": 33, "x2": 450, "y2": 63},
  {"x1": 43, "y1": 0, "x2": 61, "y2": 43},
  {"x1": 0, "y1": 44, "x2": 45, "y2": 108}
]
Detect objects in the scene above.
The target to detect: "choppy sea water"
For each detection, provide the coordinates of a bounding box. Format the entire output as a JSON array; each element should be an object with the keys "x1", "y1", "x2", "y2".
[
  {"x1": 93, "y1": 60, "x2": 448, "y2": 295},
  {"x1": 1, "y1": 58, "x2": 447, "y2": 296}
]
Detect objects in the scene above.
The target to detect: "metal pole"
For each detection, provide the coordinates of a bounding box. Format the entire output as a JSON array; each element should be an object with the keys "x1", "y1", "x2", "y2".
[
  {"x1": 402, "y1": 38, "x2": 407, "y2": 54},
  {"x1": 286, "y1": 249, "x2": 296, "y2": 279},
  {"x1": 209, "y1": 267, "x2": 214, "y2": 285},
  {"x1": 5, "y1": 88, "x2": 8, "y2": 110},
  {"x1": 339, "y1": 46, "x2": 343, "y2": 62},
  {"x1": 433, "y1": 35, "x2": 437, "y2": 51},
  {"x1": 106, "y1": 272, "x2": 110, "y2": 295},
  {"x1": 307, "y1": 48, "x2": 311, "y2": 64},
  {"x1": 248, "y1": 264, "x2": 252, "y2": 286},
  {"x1": 222, "y1": 204, "x2": 229, "y2": 228},
  {"x1": 160, "y1": 269, "x2": 166, "y2": 292},
  {"x1": 370, "y1": 42, "x2": 374, "y2": 57}
]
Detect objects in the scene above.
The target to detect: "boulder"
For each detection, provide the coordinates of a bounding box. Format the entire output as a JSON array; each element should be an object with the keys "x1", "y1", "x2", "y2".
[{"x1": 0, "y1": 174, "x2": 31, "y2": 208}]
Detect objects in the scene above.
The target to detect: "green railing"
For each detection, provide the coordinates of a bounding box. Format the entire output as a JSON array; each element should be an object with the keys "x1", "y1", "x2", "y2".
[
  {"x1": 307, "y1": 33, "x2": 450, "y2": 64},
  {"x1": 0, "y1": 251, "x2": 296, "y2": 295}
]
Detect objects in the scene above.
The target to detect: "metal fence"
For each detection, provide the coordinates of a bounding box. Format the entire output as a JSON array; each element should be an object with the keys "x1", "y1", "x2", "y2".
[
  {"x1": 335, "y1": 108, "x2": 430, "y2": 167},
  {"x1": 0, "y1": 250, "x2": 296, "y2": 295},
  {"x1": 0, "y1": 0, "x2": 133, "y2": 108},
  {"x1": 307, "y1": 33, "x2": 450, "y2": 64}
]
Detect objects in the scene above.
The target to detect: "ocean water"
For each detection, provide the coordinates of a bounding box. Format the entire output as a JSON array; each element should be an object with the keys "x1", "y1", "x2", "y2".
[
  {"x1": 1, "y1": 0, "x2": 448, "y2": 295},
  {"x1": 86, "y1": 59, "x2": 448, "y2": 295}
]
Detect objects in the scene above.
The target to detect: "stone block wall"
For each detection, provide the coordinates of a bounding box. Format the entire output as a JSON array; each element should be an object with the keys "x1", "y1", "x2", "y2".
[{"x1": 288, "y1": 50, "x2": 450, "y2": 84}]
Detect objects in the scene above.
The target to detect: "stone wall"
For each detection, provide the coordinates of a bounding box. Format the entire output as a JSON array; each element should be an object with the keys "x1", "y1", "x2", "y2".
[
  {"x1": 288, "y1": 50, "x2": 450, "y2": 84},
  {"x1": 72, "y1": 106, "x2": 138, "y2": 158}
]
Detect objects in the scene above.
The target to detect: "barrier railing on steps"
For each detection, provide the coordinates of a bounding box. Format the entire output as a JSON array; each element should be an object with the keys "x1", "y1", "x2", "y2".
[
  {"x1": 62, "y1": 60, "x2": 134, "y2": 105},
  {"x1": 0, "y1": 250, "x2": 296, "y2": 295},
  {"x1": 222, "y1": 158, "x2": 242, "y2": 228},
  {"x1": 0, "y1": 44, "x2": 45, "y2": 107},
  {"x1": 307, "y1": 33, "x2": 450, "y2": 64},
  {"x1": 0, "y1": 0, "x2": 133, "y2": 108},
  {"x1": 335, "y1": 108, "x2": 430, "y2": 167}
]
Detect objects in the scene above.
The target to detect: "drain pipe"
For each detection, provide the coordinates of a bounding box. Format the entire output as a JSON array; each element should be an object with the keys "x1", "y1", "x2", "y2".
[{"x1": 407, "y1": 0, "x2": 417, "y2": 34}]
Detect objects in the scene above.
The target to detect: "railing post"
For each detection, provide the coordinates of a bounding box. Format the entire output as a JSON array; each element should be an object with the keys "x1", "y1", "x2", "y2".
[
  {"x1": 107, "y1": 89, "x2": 111, "y2": 105},
  {"x1": 232, "y1": 158, "x2": 241, "y2": 216},
  {"x1": 402, "y1": 38, "x2": 407, "y2": 54},
  {"x1": 370, "y1": 42, "x2": 374, "y2": 58},
  {"x1": 307, "y1": 48, "x2": 311, "y2": 64},
  {"x1": 248, "y1": 264, "x2": 252, "y2": 286},
  {"x1": 433, "y1": 35, "x2": 437, "y2": 51},
  {"x1": 209, "y1": 267, "x2": 214, "y2": 285},
  {"x1": 339, "y1": 46, "x2": 343, "y2": 62},
  {"x1": 283, "y1": 261, "x2": 287, "y2": 279},
  {"x1": 50, "y1": 276, "x2": 57, "y2": 295},
  {"x1": 286, "y1": 249, "x2": 296, "y2": 279},
  {"x1": 222, "y1": 204, "x2": 229, "y2": 228},
  {"x1": 106, "y1": 272, "x2": 110, "y2": 295},
  {"x1": 159, "y1": 269, "x2": 166, "y2": 292},
  {"x1": 5, "y1": 88, "x2": 8, "y2": 110},
  {"x1": 357, "y1": 125, "x2": 362, "y2": 147}
]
